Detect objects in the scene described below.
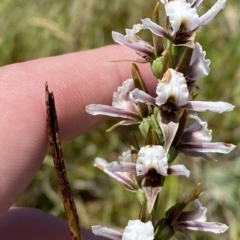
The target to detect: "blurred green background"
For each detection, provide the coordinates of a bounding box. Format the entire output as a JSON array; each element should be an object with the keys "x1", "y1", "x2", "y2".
[{"x1": 1, "y1": 0, "x2": 240, "y2": 239}]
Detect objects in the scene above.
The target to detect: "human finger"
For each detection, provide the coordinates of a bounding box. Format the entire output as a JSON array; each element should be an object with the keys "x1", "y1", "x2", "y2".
[
  {"x1": 0, "y1": 207, "x2": 107, "y2": 240},
  {"x1": 0, "y1": 45, "x2": 155, "y2": 216}
]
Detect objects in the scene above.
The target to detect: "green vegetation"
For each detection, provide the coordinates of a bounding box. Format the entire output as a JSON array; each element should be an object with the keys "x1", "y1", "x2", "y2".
[{"x1": 1, "y1": 0, "x2": 240, "y2": 239}]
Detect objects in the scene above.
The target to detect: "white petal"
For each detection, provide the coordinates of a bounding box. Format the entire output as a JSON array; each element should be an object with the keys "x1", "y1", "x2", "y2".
[
  {"x1": 130, "y1": 88, "x2": 156, "y2": 105},
  {"x1": 188, "y1": 42, "x2": 211, "y2": 81},
  {"x1": 199, "y1": 0, "x2": 226, "y2": 27},
  {"x1": 168, "y1": 164, "x2": 190, "y2": 177},
  {"x1": 182, "y1": 113, "x2": 212, "y2": 142},
  {"x1": 165, "y1": 0, "x2": 199, "y2": 36},
  {"x1": 141, "y1": 18, "x2": 170, "y2": 39},
  {"x1": 92, "y1": 225, "x2": 122, "y2": 240},
  {"x1": 112, "y1": 24, "x2": 154, "y2": 58},
  {"x1": 136, "y1": 145, "x2": 168, "y2": 176},
  {"x1": 94, "y1": 158, "x2": 138, "y2": 191},
  {"x1": 119, "y1": 150, "x2": 132, "y2": 162},
  {"x1": 177, "y1": 199, "x2": 207, "y2": 222},
  {"x1": 156, "y1": 69, "x2": 189, "y2": 106},
  {"x1": 175, "y1": 221, "x2": 229, "y2": 234},
  {"x1": 112, "y1": 79, "x2": 137, "y2": 110},
  {"x1": 106, "y1": 161, "x2": 136, "y2": 173},
  {"x1": 179, "y1": 142, "x2": 236, "y2": 154},
  {"x1": 106, "y1": 150, "x2": 137, "y2": 172},
  {"x1": 86, "y1": 104, "x2": 140, "y2": 120},
  {"x1": 160, "y1": 0, "x2": 169, "y2": 4},
  {"x1": 122, "y1": 220, "x2": 154, "y2": 240},
  {"x1": 184, "y1": 101, "x2": 235, "y2": 113}
]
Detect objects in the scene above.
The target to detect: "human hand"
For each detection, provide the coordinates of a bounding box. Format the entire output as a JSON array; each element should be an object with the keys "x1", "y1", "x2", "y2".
[{"x1": 0, "y1": 45, "x2": 155, "y2": 239}]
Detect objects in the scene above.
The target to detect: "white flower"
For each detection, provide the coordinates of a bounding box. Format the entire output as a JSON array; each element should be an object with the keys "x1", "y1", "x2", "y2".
[
  {"x1": 181, "y1": 113, "x2": 212, "y2": 143},
  {"x1": 86, "y1": 79, "x2": 141, "y2": 131},
  {"x1": 101, "y1": 145, "x2": 189, "y2": 213},
  {"x1": 173, "y1": 199, "x2": 229, "y2": 237},
  {"x1": 92, "y1": 220, "x2": 154, "y2": 240},
  {"x1": 112, "y1": 79, "x2": 139, "y2": 112},
  {"x1": 142, "y1": 0, "x2": 227, "y2": 43},
  {"x1": 112, "y1": 24, "x2": 154, "y2": 60},
  {"x1": 163, "y1": 186, "x2": 229, "y2": 239},
  {"x1": 94, "y1": 152, "x2": 138, "y2": 191},
  {"x1": 165, "y1": 0, "x2": 199, "y2": 37},
  {"x1": 106, "y1": 145, "x2": 190, "y2": 178},
  {"x1": 178, "y1": 114, "x2": 236, "y2": 160},
  {"x1": 130, "y1": 69, "x2": 234, "y2": 114}
]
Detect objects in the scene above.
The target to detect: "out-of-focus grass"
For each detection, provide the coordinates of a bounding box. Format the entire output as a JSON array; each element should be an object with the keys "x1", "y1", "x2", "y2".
[{"x1": 1, "y1": 0, "x2": 240, "y2": 239}]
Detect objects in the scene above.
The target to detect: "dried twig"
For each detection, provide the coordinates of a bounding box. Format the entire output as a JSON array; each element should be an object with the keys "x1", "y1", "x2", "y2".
[{"x1": 45, "y1": 83, "x2": 82, "y2": 240}]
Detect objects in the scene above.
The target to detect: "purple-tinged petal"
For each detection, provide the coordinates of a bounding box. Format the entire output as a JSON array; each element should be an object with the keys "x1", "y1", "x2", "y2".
[
  {"x1": 141, "y1": 18, "x2": 170, "y2": 40},
  {"x1": 191, "y1": 0, "x2": 203, "y2": 8},
  {"x1": 168, "y1": 164, "x2": 190, "y2": 177},
  {"x1": 136, "y1": 145, "x2": 168, "y2": 176},
  {"x1": 105, "y1": 150, "x2": 137, "y2": 173},
  {"x1": 156, "y1": 69, "x2": 189, "y2": 107},
  {"x1": 165, "y1": 0, "x2": 199, "y2": 36},
  {"x1": 119, "y1": 150, "x2": 132, "y2": 162},
  {"x1": 122, "y1": 220, "x2": 154, "y2": 240},
  {"x1": 182, "y1": 113, "x2": 212, "y2": 143},
  {"x1": 188, "y1": 42, "x2": 210, "y2": 81},
  {"x1": 92, "y1": 225, "x2": 122, "y2": 240},
  {"x1": 106, "y1": 161, "x2": 136, "y2": 173},
  {"x1": 179, "y1": 142, "x2": 236, "y2": 154},
  {"x1": 86, "y1": 104, "x2": 141, "y2": 121},
  {"x1": 112, "y1": 25, "x2": 154, "y2": 59},
  {"x1": 175, "y1": 221, "x2": 229, "y2": 234},
  {"x1": 94, "y1": 158, "x2": 138, "y2": 191},
  {"x1": 158, "y1": 111, "x2": 179, "y2": 154},
  {"x1": 199, "y1": 0, "x2": 226, "y2": 27},
  {"x1": 178, "y1": 200, "x2": 206, "y2": 222},
  {"x1": 112, "y1": 79, "x2": 138, "y2": 111},
  {"x1": 184, "y1": 101, "x2": 235, "y2": 113},
  {"x1": 130, "y1": 89, "x2": 155, "y2": 105}
]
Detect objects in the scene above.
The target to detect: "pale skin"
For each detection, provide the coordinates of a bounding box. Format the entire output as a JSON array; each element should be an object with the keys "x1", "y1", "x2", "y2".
[{"x1": 0, "y1": 45, "x2": 155, "y2": 239}]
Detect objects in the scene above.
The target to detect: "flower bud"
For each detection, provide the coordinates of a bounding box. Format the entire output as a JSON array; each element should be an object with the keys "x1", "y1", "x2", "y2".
[{"x1": 151, "y1": 57, "x2": 164, "y2": 79}]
